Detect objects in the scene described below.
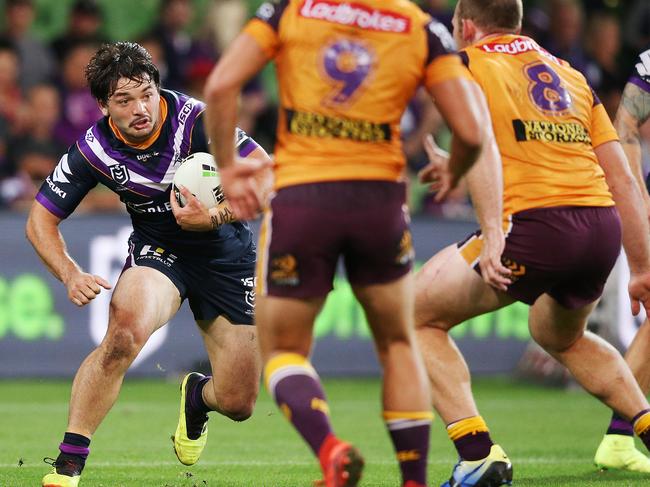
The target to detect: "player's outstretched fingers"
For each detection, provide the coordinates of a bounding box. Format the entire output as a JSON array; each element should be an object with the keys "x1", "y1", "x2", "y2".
[{"x1": 94, "y1": 275, "x2": 112, "y2": 290}]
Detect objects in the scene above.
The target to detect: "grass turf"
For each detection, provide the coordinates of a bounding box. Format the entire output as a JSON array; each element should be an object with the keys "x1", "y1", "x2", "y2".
[{"x1": 0, "y1": 377, "x2": 648, "y2": 486}]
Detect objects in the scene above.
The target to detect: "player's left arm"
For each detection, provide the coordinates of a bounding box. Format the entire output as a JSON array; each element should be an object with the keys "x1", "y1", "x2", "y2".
[
  {"x1": 615, "y1": 82, "x2": 650, "y2": 219},
  {"x1": 595, "y1": 140, "x2": 650, "y2": 314},
  {"x1": 204, "y1": 32, "x2": 272, "y2": 220}
]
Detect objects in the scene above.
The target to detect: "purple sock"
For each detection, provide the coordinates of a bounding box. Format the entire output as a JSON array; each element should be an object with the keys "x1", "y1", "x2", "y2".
[
  {"x1": 59, "y1": 432, "x2": 91, "y2": 462},
  {"x1": 271, "y1": 373, "x2": 333, "y2": 455},
  {"x1": 607, "y1": 412, "x2": 634, "y2": 436},
  {"x1": 454, "y1": 431, "x2": 493, "y2": 461},
  {"x1": 387, "y1": 422, "x2": 430, "y2": 485},
  {"x1": 189, "y1": 375, "x2": 211, "y2": 414}
]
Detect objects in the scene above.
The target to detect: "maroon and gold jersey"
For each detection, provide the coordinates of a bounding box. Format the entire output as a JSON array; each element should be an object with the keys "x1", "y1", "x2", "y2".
[
  {"x1": 244, "y1": 0, "x2": 468, "y2": 188},
  {"x1": 461, "y1": 34, "x2": 617, "y2": 216}
]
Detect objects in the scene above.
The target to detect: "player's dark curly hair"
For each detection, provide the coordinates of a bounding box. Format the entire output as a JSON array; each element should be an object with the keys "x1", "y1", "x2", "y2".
[{"x1": 85, "y1": 42, "x2": 160, "y2": 105}]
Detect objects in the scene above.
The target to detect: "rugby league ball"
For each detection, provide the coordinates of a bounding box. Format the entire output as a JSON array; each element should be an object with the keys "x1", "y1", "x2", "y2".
[{"x1": 172, "y1": 152, "x2": 225, "y2": 209}]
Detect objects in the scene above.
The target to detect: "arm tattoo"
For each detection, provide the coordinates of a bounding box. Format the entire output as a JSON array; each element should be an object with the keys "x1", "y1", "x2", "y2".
[
  {"x1": 210, "y1": 205, "x2": 236, "y2": 229},
  {"x1": 615, "y1": 83, "x2": 650, "y2": 147},
  {"x1": 621, "y1": 83, "x2": 650, "y2": 126},
  {"x1": 210, "y1": 213, "x2": 220, "y2": 229}
]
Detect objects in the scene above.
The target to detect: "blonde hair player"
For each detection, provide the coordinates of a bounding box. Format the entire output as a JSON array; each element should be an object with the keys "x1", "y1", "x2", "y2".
[{"x1": 414, "y1": 1, "x2": 650, "y2": 485}]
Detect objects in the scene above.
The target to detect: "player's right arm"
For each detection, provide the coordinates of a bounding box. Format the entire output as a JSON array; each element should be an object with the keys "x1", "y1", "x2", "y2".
[
  {"x1": 614, "y1": 60, "x2": 650, "y2": 221},
  {"x1": 204, "y1": 32, "x2": 271, "y2": 220},
  {"x1": 25, "y1": 148, "x2": 111, "y2": 306},
  {"x1": 425, "y1": 71, "x2": 485, "y2": 193},
  {"x1": 26, "y1": 203, "x2": 111, "y2": 306},
  {"x1": 421, "y1": 28, "x2": 510, "y2": 289}
]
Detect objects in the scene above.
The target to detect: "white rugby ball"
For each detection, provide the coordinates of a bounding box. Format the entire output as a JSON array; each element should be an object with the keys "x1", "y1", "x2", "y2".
[{"x1": 172, "y1": 152, "x2": 225, "y2": 209}]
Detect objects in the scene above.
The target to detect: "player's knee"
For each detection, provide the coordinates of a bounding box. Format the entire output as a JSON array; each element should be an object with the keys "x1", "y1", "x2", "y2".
[
  {"x1": 102, "y1": 309, "x2": 149, "y2": 367},
  {"x1": 417, "y1": 317, "x2": 455, "y2": 332},
  {"x1": 219, "y1": 396, "x2": 255, "y2": 422},
  {"x1": 101, "y1": 329, "x2": 141, "y2": 368},
  {"x1": 530, "y1": 327, "x2": 581, "y2": 354}
]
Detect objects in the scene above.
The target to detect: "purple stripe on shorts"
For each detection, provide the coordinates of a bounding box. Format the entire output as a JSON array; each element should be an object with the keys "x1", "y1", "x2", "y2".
[
  {"x1": 35, "y1": 192, "x2": 68, "y2": 218},
  {"x1": 59, "y1": 442, "x2": 90, "y2": 456},
  {"x1": 629, "y1": 76, "x2": 650, "y2": 94},
  {"x1": 238, "y1": 140, "x2": 258, "y2": 158}
]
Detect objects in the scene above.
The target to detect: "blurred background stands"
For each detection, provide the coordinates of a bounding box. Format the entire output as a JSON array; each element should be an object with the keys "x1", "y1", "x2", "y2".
[{"x1": 0, "y1": 0, "x2": 646, "y2": 216}]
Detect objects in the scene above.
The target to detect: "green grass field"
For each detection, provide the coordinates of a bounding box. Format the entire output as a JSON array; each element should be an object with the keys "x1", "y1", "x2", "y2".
[{"x1": 1, "y1": 377, "x2": 649, "y2": 486}]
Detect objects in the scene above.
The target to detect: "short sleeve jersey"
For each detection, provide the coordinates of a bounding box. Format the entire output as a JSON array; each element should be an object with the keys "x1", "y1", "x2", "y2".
[
  {"x1": 36, "y1": 89, "x2": 259, "y2": 261},
  {"x1": 627, "y1": 46, "x2": 650, "y2": 193},
  {"x1": 628, "y1": 46, "x2": 650, "y2": 94},
  {"x1": 461, "y1": 35, "x2": 617, "y2": 216},
  {"x1": 244, "y1": 0, "x2": 468, "y2": 188}
]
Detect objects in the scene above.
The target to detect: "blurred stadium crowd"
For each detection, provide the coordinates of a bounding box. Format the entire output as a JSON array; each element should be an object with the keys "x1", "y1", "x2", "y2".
[{"x1": 0, "y1": 0, "x2": 648, "y2": 217}]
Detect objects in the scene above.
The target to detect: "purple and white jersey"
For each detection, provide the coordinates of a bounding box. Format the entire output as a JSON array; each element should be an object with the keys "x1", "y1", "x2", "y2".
[
  {"x1": 630, "y1": 46, "x2": 650, "y2": 93},
  {"x1": 36, "y1": 89, "x2": 259, "y2": 260}
]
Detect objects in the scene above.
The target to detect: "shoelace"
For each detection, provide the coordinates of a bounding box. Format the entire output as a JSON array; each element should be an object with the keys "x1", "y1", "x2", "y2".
[{"x1": 43, "y1": 456, "x2": 81, "y2": 476}]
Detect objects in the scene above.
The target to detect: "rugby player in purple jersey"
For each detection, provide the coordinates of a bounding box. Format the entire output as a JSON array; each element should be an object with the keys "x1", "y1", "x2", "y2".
[
  {"x1": 594, "y1": 45, "x2": 650, "y2": 473},
  {"x1": 27, "y1": 42, "x2": 271, "y2": 487}
]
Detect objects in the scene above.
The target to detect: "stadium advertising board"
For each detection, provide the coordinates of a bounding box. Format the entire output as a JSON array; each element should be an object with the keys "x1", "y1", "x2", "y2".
[{"x1": 1, "y1": 212, "x2": 547, "y2": 377}]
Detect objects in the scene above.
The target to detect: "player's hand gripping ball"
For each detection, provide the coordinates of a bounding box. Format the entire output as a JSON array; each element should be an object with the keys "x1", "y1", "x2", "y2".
[{"x1": 172, "y1": 152, "x2": 224, "y2": 209}]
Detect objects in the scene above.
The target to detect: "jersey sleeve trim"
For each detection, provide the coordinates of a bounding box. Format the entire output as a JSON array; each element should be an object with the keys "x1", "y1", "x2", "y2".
[
  {"x1": 424, "y1": 19, "x2": 456, "y2": 65},
  {"x1": 424, "y1": 54, "x2": 474, "y2": 89},
  {"x1": 235, "y1": 127, "x2": 260, "y2": 157},
  {"x1": 254, "y1": 0, "x2": 290, "y2": 31},
  {"x1": 591, "y1": 103, "x2": 619, "y2": 148},
  {"x1": 458, "y1": 50, "x2": 470, "y2": 68},
  {"x1": 590, "y1": 87, "x2": 602, "y2": 107},
  {"x1": 243, "y1": 19, "x2": 280, "y2": 59},
  {"x1": 239, "y1": 139, "x2": 259, "y2": 157},
  {"x1": 35, "y1": 192, "x2": 68, "y2": 218},
  {"x1": 629, "y1": 76, "x2": 650, "y2": 94}
]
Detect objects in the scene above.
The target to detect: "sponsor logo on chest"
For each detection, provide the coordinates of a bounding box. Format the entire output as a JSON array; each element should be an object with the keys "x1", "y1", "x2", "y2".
[{"x1": 136, "y1": 151, "x2": 160, "y2": 163}]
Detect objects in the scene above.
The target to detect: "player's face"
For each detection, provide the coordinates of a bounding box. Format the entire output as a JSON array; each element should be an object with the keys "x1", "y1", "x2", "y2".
[{"x1": 103, "y1": 77, "x2": 161, "y2": 144}]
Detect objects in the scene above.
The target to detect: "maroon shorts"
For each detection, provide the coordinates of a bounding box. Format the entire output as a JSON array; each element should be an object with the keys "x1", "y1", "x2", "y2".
[
  {"x1": 459, "y1": 206, "x2": 621, "y2": 309},
  {"x1": 256, "y1": 181, "x2": 413, "y2": 298}
]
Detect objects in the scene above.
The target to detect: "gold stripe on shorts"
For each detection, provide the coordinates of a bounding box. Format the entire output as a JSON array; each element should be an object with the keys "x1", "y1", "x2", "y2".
[{"x1": 256, "y1": 208, "x2": 272, "y2": 296}]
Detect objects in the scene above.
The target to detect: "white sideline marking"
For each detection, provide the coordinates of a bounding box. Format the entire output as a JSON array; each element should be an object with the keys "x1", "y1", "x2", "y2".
[{"x1": 0, "y1": 457, "x2": 589, "y2": 469}]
